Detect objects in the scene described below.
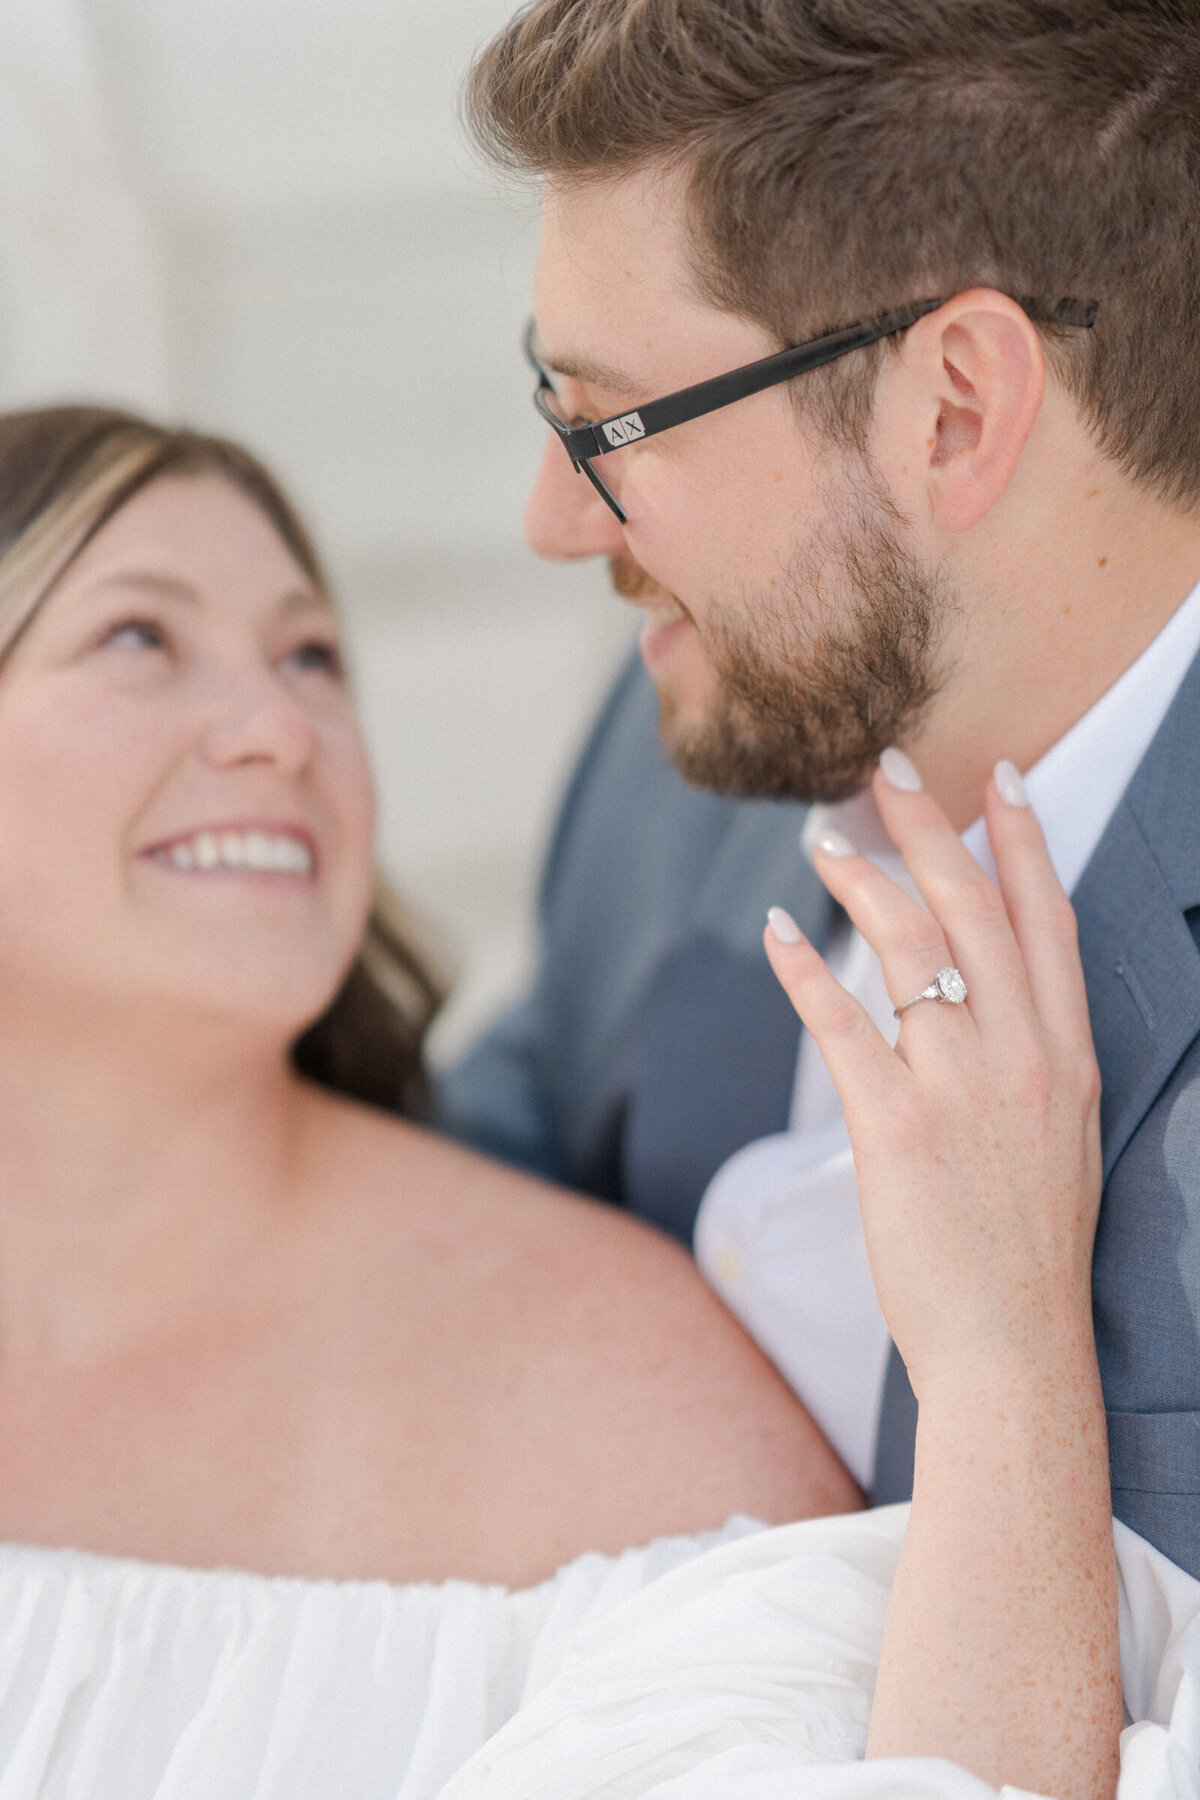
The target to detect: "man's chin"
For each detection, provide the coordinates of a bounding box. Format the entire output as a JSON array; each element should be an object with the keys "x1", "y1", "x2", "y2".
[
  {"x1": 656, "y1": 683, "x2": 875, "y2": 803},
  {"x1": 655, "y1": 688, "x2": 771, "y2": 798}
]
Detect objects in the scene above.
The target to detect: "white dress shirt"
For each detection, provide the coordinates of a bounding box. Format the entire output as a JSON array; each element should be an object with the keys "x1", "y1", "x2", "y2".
[{"x1": 694, "y1": 578, "x2": 1200, "y2": 1488}]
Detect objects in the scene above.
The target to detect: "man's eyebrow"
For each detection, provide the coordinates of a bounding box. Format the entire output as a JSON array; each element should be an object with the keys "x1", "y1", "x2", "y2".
[{"x1": 531, "y1": 330, "x2": 650, "y2": 401}]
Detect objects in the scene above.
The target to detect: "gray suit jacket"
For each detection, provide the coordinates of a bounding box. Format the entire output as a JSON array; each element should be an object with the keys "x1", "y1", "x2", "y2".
[{"x1": 436, "y1": 647, "x2": 1200, "y2": 1577}]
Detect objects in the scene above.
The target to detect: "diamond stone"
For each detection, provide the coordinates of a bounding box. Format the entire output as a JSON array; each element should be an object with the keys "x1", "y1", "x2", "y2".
[{"x1": 935, "y1": 967, "x2": 968, "y2": 1003}]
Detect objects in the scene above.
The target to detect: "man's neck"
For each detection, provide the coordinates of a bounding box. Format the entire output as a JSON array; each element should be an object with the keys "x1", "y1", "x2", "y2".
[{"x1": 908, "y1": 444, "x2": 1200, "y2": 829}]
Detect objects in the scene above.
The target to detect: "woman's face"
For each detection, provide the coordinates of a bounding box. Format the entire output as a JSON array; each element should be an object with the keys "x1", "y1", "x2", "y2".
[{"x1": 0, "y1": 473, "x2": 376, "y2": 1039}]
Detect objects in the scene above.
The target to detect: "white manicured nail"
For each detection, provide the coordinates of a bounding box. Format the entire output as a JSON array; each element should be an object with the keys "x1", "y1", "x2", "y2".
[
  {"x1": 814, "y1": 828, "x2": 857, "y2": 858},
  {"x1": 767, "y1": 906, "x2": 802, "y2": 943},
  {"x1": 880, "y1": 746, "x2": 923, "y2": 792},
  {"x1": 994, "y1": 758, "x2": 1029, "y2": 807}
]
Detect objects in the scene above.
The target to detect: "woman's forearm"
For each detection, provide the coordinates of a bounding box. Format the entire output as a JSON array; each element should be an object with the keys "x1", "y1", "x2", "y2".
[{"x1": 866, "y1": 1330, "x2": 1121, "y2": 1800}]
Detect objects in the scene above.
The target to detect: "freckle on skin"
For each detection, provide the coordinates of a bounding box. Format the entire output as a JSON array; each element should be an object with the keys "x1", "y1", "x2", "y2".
[
  {"x1": 1062, "y1": 603, "x2": 1072, "y2": 617},
  {"x1": 1084, "y1": 487, "x2": 1100, "y2": 500},
  {"x1": 1098, "y1": 556, "x2": 1108, "y2": 568}
]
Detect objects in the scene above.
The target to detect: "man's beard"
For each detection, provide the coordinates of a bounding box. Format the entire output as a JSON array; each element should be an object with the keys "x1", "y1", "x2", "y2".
[{"x1": 615, "y1": 467, "x2": 954, "y2": 804}]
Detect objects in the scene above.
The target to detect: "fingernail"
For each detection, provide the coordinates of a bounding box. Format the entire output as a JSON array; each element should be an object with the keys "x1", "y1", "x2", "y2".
[
  {"x1": 993, "y1": 758, "x2": 1029, "y2": 807},
  {"x1": 813, "y1": 828, "x2": 857, "y2": 858},
  {"x1": 880, "y1": 746, "x2": 923, "y2": 792},
  {"x1": 767, "y1": 905, "x2": 803, "y2": 943}
]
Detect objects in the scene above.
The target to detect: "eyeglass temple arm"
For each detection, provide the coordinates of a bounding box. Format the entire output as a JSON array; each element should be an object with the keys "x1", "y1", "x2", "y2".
[{"x1": 557, "y1": 295, "x2": 1097, "y2": 463}]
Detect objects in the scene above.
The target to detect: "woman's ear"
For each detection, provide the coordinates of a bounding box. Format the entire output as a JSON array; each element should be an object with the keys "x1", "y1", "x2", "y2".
[{"x1": 901, "y1": 290, "x2": 1045, "y2": 535}]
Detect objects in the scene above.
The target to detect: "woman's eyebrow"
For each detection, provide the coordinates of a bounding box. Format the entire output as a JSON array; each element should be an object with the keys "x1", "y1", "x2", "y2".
[
  {"x1": 93, "y1": 570, "x2": 199, "y2": 602},
  {"x1": 90, "y1": 572, "x2": 330, "y2": 612},
  {"x1": 277, "y1": 586, "x2": 332, "y2": 615}
]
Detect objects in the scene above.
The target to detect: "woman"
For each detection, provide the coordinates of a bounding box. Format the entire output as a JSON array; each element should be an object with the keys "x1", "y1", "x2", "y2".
[{"x1": 0, "y1": 403, "x2": 853, "y2": 1789}]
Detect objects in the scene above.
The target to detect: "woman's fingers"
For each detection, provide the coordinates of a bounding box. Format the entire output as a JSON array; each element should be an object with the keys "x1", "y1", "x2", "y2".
[
  {"x1": 763, "y1": 911, "x2": 907, "y2": 1109},
  {"x1": 983, "y1": 768, "x2": 1096, "y2": 1053},
  {"x1": 865, "y1": 757, "x2": 1035, "y2": 1035},
  {"x1": 806, "y1": 831, "x2": 978, "y2": 1045},
  {"x1": 869, "y1": 750, "x2": 1092, "y2": 1056},
  {"x1": 802, "y1": 747, "x2": 1094, "y2": 1066}
]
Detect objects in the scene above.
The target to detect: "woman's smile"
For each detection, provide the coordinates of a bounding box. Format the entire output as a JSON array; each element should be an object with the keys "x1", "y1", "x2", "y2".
[{"x1": 144, "y1": 821, "x2": 317, "y2": 878}]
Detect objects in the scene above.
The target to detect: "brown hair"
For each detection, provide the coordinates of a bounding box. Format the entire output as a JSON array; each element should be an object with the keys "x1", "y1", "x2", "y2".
[
  {"x1": 467, "y1": 0, "x2": 1200, "y2": 505},
  {"x1": 0, "y1": 405, "x2": 442, "y2": 1115}
]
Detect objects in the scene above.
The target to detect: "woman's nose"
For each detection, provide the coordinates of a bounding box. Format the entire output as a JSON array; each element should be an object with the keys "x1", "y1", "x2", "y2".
[
  {"x1": 524, "y1": 434, "x2": 628, "y2": 561},
  {"x1": 200, "y1": 668, "x2": 318, "y2": 774}
]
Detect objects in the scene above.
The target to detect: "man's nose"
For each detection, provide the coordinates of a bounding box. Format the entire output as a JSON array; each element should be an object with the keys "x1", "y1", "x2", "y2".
[{"x1": 524, "y1": 433, "x2": 627, "y2": 561}]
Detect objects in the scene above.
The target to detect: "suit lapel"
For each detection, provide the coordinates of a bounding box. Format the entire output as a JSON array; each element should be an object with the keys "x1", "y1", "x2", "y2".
[
  {"x1": 1075, "y1": 808, "x2": 1200, "y2": 1180},
  {"x1": 1074, "y1": 647, "x2": 1200, "y2": 1179}
]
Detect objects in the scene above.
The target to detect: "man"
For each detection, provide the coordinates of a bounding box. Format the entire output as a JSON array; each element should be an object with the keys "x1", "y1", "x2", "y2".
[{"x1": 437, "y1": 7, "x2": 1200, "y2": 1775}]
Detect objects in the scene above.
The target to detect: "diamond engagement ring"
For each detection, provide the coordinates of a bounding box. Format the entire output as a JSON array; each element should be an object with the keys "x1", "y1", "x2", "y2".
[{"x1": 893, "y1": 966, "x2": 969, "y2": 1018}]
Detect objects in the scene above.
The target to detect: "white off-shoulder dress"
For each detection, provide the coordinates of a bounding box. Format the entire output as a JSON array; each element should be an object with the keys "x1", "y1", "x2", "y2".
[{"x1": 0, "y1": 1507, "x2": 1194, "y2": 1800}]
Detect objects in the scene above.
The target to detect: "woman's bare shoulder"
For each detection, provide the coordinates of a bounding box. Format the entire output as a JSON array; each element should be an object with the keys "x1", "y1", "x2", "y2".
[
  {"x1": 295, "y1": 1087, "x2": 860, "y2": 1562},
  {"x1": 298, "y1": 1083, "x2": 710, "y2": 1296}
]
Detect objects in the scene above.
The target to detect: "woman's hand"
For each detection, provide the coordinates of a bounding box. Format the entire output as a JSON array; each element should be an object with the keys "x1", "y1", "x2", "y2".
[
  {"x1": 765, "y1": 750, "x2": 1121, "y2": 1800},
  {"x1": 765, "y1": 751, "x2": 1101, "y2": 1402}
]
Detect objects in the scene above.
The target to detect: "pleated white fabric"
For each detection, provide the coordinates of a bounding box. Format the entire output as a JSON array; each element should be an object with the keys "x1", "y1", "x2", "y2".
[
  {"x1": 0, "y1": 1506, "x2": 1196, "y2": 1800},
  {"x1": 443, "y1": 1506, "x2": 1200, "y2": 1800},
  {"x1": 0, "y1": 1518, "x2": 760, "y2": 1800}
]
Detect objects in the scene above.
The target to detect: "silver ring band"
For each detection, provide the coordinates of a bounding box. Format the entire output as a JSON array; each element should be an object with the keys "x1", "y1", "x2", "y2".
[{"x1": 893, "y1": 966, "x2": 968, "y2": 1018}]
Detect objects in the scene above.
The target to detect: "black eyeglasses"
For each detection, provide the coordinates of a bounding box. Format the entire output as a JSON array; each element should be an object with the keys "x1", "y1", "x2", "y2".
[{"x1": 525, "y1": 296, "x2": 1098, "y2": 525}]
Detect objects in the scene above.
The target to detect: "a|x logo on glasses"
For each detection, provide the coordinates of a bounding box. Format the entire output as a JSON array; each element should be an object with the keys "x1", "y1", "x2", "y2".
[{"x1": 602, "y1": 413, "x2": 647, "y2": 447}]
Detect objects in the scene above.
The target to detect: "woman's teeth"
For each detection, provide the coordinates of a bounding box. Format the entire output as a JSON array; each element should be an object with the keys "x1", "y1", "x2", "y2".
[{"x1": 164, "y1": 831, "x2": 313, "y2": 875}]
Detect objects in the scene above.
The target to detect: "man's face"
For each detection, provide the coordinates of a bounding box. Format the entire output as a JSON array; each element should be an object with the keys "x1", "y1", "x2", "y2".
[{"x1": 527, "y1": 166, "x2": 953, "y2": 801}]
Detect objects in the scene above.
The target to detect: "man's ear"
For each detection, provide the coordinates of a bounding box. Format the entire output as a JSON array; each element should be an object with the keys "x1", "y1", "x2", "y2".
[{"x1": 899, "y1": 290, "x2": 1045, "y2": 535}]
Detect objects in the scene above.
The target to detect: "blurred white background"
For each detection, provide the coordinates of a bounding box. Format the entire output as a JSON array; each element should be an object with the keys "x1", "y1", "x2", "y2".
[{"x1": 0, "y1": 0, "x2": 634, "y2": 1057}]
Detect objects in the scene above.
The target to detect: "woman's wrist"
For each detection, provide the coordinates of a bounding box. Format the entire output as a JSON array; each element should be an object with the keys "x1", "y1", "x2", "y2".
[
  {"x1": 905, "y1": 1295, "x2": 1102, "y2": 1415},
  {"x1": 913, "y1": 1352, "x2": 1110, "y2": 1503},
  {"x1": 913, "y1": 1332, "x2": 1110, "y2": 1500}
]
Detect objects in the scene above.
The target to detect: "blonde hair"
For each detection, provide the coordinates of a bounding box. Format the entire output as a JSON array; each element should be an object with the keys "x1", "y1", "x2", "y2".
[{"x1": 0, "y1": 405, "x2": 442, "y2": 1114}]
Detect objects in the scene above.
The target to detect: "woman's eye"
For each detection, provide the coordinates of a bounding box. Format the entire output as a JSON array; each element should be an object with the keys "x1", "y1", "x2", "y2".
[
  {"x1": 101, "y1": 618, "x2": 167, "y2": 652},
  {"x1": 286, "y1": 639, "x2": 344, "y2": 677}
]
